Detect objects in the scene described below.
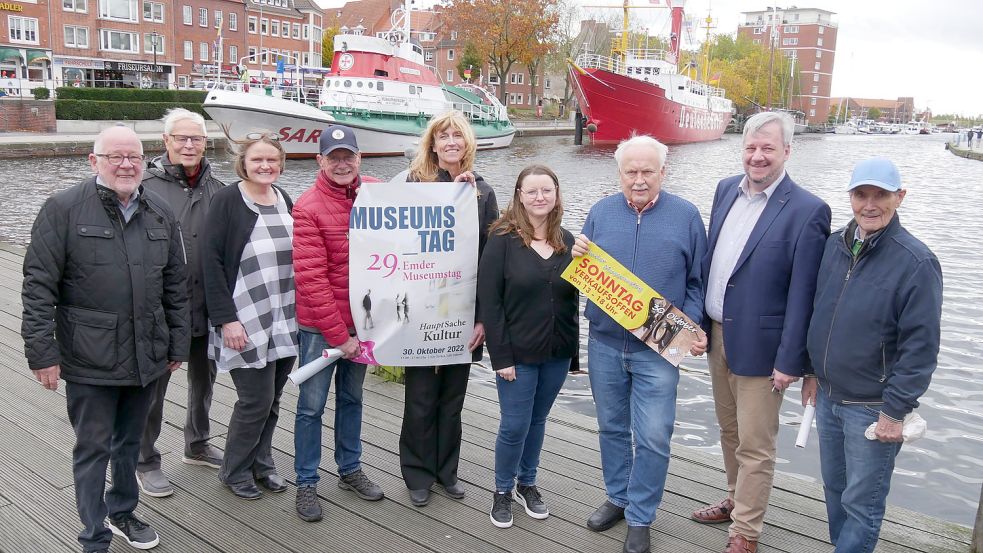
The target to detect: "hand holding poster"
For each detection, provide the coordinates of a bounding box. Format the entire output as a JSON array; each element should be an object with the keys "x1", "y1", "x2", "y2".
[
  {"x1": 561, "y1": 244, "x2": 705, "y2": 366},
  {"x1": 348, "y1": 181, "x2": 478, "y2": 366}
]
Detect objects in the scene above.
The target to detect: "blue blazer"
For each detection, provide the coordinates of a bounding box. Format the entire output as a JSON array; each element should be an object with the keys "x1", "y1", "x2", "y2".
[{"x1": 701, "y1": 173, "x2": 831, "y2": 377}]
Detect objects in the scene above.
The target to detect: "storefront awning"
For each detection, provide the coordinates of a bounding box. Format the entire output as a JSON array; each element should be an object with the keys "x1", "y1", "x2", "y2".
[
  {"x1": 0, "y1": 47, "x2": 23, "y2": 63},
  {"x1": 26, "y1": 49, "x2": 51, "y2": 65}
]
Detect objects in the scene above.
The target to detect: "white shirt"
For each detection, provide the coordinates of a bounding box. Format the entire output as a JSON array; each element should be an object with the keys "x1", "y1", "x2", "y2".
[{"x1": 705, "y1": 171, "x2": 785, "y2": 323}]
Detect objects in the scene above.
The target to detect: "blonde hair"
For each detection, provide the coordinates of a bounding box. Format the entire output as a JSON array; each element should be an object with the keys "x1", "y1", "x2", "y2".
[
  {"x1": 232, "y1": 131, "x2": 286, "y2": 181},
  {"x1": 489, "y1": 164, "x2": 567, "y2": 254},
  {"x1": 408, "y1": 111, "x2": 476, "y2": 181}
]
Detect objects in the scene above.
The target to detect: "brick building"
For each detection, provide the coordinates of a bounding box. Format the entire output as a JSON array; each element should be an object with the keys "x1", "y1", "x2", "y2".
[
  {"x1": 737, "y1": 7, "x2": 837, "y2": 124},
  {"x1": 1, "y1": 0, "x2": 54, "y2": 91},
  {"x1": 827, "y1": 96, "x2": 918, "y2": 123}
]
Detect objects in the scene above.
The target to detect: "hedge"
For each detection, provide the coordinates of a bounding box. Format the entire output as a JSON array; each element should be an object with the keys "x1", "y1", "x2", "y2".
[
  {"x1": 55, "y1": 87, "x2": 207, "y2": 103},
  {"x1": 55, "y1": 99, "x2": 210, "y2": 121}
]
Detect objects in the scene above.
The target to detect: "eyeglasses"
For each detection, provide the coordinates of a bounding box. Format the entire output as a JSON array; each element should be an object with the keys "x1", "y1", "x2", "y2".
[
  {"x1": 169, "y1": 134, "x2": 207, "y2": 145},
  {"x1": 245, "y1": 132, "x2": 280, "y2": 141},
  {"x1": 519, "y1": 187, "x2": 556, "y2": 199},
  {"x1": 323, "y1": 153, "x2": 358, "y2": 165},
  {"x1": 95, "y1": 153, "x2": 145, "y2": 166}
]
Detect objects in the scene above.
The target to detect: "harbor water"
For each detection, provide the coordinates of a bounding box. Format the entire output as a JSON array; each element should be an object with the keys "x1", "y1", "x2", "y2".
[{"x1": 0, "y1": 132, "x2": 980, "y2": 526}]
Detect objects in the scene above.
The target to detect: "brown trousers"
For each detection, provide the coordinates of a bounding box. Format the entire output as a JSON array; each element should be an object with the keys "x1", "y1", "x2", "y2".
[{"x1": 708, "y1": 321, "x2": 783, "y2": 539}]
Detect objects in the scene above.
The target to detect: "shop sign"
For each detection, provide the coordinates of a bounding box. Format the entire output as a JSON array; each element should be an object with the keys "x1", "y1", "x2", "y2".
[
  {"x1": 104, "y1": 61, "x2": 170, "y2": 73},
  {"x1": 53, "y1": 57, "x2": 106, "y2": 69},
  {"x1": 0, "y1": 2, "x2": 25, "y2": 12}
]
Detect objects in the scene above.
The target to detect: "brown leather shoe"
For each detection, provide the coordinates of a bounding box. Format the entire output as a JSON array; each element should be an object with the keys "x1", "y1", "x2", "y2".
[
  {"x1": 724, "y1": 533, "x2": 757, "y2": 553},
  {"x1": 691, "y1": 497, "x2": 734, "y2": 524}
]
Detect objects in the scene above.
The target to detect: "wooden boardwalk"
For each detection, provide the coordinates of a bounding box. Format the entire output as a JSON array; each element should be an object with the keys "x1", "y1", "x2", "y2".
[{"x1": 0, "y1": 242, "x2": 971, "y2": 553}]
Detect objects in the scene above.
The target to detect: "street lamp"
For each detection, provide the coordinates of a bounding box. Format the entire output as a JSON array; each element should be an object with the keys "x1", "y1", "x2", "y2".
[{"x1": 150, "y1": 30, "x2": 160, "y2": 67}]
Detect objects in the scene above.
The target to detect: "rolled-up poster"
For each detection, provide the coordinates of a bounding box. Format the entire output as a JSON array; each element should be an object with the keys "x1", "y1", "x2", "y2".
[
  {"x1": 795, "y1": 403, "x2": 817, "y2": 448},
  {"x1": 288, "y1": 348, "x2": 344, "y2": 386}
]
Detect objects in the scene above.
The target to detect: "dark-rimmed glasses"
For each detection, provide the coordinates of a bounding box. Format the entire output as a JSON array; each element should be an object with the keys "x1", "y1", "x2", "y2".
[
  {"x1": 94, "y1": 153, "x2": 145, "y2": 166},
  {"x1": 169, "y1": 134, "x2": 207, "y2": 145}
]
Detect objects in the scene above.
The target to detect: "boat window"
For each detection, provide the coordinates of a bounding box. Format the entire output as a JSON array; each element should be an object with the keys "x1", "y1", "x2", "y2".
[
  {"x1": 653, "y1": 68, "x2": 659, "y2": 74},
  {"x1": 374, "y1": 69, "x2": 388, "y2": 77},
  {"x1": 368, "y1": 82, "x2": 373, "y2": 89},
  {"x1": 357, "y1": 81, "x2": 363, "y2": 88},
  {"x1": 408, "y1": 85, "x2": 415, "y2": 94},
  {"x1": 344, "y1": 80, "x2": 351, "y2": 87},
  {"x1": 377, "y1": 81, "x2": 384, "y2": 91}
]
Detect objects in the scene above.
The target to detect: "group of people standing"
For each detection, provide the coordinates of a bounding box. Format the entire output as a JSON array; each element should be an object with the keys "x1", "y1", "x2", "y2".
[{"x1": 20, "y1": 108, "x2": 941, "y2": 553}]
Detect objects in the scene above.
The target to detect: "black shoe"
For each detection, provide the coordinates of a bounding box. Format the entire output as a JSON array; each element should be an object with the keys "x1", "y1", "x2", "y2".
[
  {"x1": 296, "y1": 486, "x2": 322, "y2": 522},
  {"x1": 623, "y1": 526, "x2": 651, "y2": 553},
  {"x1": 515, "y1": 484, "x2": 549, "y2": 519},
  {"x1": 409, "y1": 488, "x2": 431, "y2": 507},
  {"x1": 442, "y1": 480, "x2": 466, "y2": 499},
  {"x1": 228, "y1": 481, "x2": 263, "y2": 500},
  {"x1": 257, "y1": 474, "x2": 288, "y2": 493},
  {"x1": 107, "y1": 512, "x2": 160, "y2": 550},
  {"x1": 587, "y1": 500, "x2": 625, "y2": 532},
  {"x1": 490, "y1": 491, "x2": 513, "y2": 528}
]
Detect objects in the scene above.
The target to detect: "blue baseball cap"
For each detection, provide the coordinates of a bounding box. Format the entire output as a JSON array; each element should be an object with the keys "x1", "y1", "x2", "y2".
[
  {"x1": 319, "y1": 125, "x2": 359, "y2": 155},
  {"x1": 847, "y1": 158, "x2": 902, "y2": 192}
]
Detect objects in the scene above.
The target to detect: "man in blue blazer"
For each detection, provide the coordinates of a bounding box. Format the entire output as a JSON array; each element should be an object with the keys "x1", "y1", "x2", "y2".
[{"x1": 692, "y1": 112, "x2": 831, "y2": 553}]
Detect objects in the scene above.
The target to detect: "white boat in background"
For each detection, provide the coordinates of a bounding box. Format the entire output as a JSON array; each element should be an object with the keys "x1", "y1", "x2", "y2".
[{"x1": 203, "y1": 4, "x2": 514, "y2": 157}]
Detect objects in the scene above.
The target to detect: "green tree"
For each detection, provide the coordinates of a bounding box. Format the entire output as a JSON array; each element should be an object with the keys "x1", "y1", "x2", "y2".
[
  {"x1": 322, "y1": 27, "x2": 339, "y2": 68},
  {"x1": 867, "y1": 107, "x2": 882, "y2": 121},
  {"x1": 457, "y1": 42, "x2": 483, "y2": 82}
]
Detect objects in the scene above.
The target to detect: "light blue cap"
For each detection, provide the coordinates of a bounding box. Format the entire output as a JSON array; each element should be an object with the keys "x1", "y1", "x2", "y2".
[{"x1": 847, "y1": 157, "x2": 902, "y2": 192}]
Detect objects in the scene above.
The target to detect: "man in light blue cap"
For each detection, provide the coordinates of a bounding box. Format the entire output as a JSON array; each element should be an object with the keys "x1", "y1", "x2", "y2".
[{"x1": 803, "y1": 157, "x2": 943, "y2": 553}]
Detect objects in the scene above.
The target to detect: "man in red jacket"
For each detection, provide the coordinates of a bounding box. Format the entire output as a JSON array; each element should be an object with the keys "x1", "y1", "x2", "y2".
[{"x1": 292, "y1": 125, "x2": 383, "y2": 522}]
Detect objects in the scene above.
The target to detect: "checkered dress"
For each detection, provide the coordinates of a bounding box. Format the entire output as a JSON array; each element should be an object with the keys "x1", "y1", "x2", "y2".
[{"x1": 210, "y1": 186, "x2": 298, "y2": 372}]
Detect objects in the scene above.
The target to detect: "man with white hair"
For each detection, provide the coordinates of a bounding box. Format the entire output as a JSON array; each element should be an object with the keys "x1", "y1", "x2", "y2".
[
  {"x1": 572, "y1": 135, "x2": 707, "y2": 553},
  {"x1": 692, "y1": 111, "x2": 830, "y2": 553},
  {"x1": 22, "y1": 125, "x2": 190, "y2": 552},
  {"x1": 137, "y1": 108, "x2": 226, "y2": 497}
]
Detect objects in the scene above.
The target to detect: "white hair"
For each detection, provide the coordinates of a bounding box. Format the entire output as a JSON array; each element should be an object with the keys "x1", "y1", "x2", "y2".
[
  {"x1": 743, "y1": 111, "x2": 794, "y2": 145},
  {"x1": 614, "y1": 134, "x2": 668, "y2": 170},
  {"x1": 162, "y1": 107, "x2": 207, "y2": 135}
]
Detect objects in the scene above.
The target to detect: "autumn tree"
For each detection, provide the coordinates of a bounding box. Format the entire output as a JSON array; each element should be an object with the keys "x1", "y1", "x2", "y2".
[
  {"x1": 867, "y1": 107, "x2": 882, "y2": 121},
  {"x1": 444, "y1": 0, "x2": 562, "y2": 106},
  {"x1": 457, "y1": 42, "x2": 483, "y2": 82}
]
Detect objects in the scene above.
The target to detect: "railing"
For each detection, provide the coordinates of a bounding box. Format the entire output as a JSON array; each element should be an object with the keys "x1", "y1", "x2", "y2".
[
  {"x1": 625, "y1": 49, "x2": 673, "y2": 63},
  {"x1": 575, "y1": 53, "x2": 626, "y2": 75}
]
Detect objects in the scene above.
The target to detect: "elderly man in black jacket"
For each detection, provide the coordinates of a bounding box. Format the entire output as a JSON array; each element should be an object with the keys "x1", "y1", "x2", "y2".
[
  {"x1": 21, "y1": 125, "x2": 190, "y2": 553},
  {"x1": 137, "y1": 108, "x2": 226, "y2": 498}
]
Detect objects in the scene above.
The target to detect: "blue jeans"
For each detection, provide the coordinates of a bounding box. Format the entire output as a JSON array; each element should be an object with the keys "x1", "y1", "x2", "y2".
[
  {"x1": 587, "y1": 335, "x2": 679, "y2": 526},
  {"x1": 494, "y1": 358, "x2": 571, "y2": 492},
  {"x1": 294, "y1": 330, "x2": 367, "y2": 486},
  {"x1": 816, "y1": 393, "x2": 902, "y2": 553}
]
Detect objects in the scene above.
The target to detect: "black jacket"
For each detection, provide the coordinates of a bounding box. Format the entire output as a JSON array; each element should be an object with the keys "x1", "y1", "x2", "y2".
[
  {"x1": 142, "y1": 155, "x2": 226, "y2": 336},
  {"x1": 21, "y1": 178, "x2": 191, "y2": 386},
  {"x1": 478, "y1": 230, "x2": 579, "y2": 370},
  {"x1": 202, "y1": 182, "x2": 293, "y2": 327}
]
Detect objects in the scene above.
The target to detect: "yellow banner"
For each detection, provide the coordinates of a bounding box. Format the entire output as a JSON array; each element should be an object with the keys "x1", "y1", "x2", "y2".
[{"x1": 561, "y1": 243, "x2": 704, "y2": 367}]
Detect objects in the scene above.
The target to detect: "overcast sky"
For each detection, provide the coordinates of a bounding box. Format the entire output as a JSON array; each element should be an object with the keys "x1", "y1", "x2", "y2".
[{"x1": 318, "y1": 0, "x2": 983, "y2": 116}]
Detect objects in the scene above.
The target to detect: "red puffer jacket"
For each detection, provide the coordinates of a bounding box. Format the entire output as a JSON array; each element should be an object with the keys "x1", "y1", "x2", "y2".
[{"x1": 293, "y1": 171, "x2": 380, "y2": 346}]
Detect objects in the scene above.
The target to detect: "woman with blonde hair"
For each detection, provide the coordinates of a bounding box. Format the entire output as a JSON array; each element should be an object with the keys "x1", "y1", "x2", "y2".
[
  {"x1": 202, "y1": 131, "x2": 297, "y2": 500},
  {"x1": 394, "y1": 111, "x2": 500, "y2": 507},
  {"x1": 477, "y1": 164, "x2": 578, "y2": 528}
]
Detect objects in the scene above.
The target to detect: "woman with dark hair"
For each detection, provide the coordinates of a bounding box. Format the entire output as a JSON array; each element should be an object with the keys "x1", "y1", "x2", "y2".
[
  {"x1": 202, "y1": 131, "x2": 297, "y2": 500},
  {"x1": 394, "y1": 111, "x2": 499, "y2": 507},
  {"x1": 477, "y1": 164, "x2": 578, "y2": 528}
]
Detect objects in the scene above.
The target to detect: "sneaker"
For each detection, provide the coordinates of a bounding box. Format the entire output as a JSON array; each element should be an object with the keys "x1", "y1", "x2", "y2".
[
  {"x1": 135, "y1": 470, "x2": 173, "y2": 498},
  {"x1": 107, "y1": 513, "x2": 160, "y2": 550},
  {"x1": 296, "y1": 486, "x2": 322, "y2": 522},
  {"x1": 182, "y1": 445, "x2": 223, "y2": 469},
  {"x1": 338, "y1": 469, "x2": 384, "y2": 501},
  {"x1": 490, "y1": 491, "x2": 514, "y2": 528},
  {"x1": 515, "y1": 484, "x2": 549, "y2": 519}
]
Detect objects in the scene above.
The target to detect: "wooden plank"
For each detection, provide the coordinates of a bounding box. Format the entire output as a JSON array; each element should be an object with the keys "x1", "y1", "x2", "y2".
[
  {"x1": 0, "y1": 504, "x2": 75, "y2": 553},
  {"x1": 973, "y1": 484, "x2": 982, "y2": 553}
]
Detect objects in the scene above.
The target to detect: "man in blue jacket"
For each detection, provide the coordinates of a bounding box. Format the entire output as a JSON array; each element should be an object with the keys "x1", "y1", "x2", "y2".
[
  {"x1": 692, "y1": 111, "x2": 830, "y2": 553},
  {"x1": 805, "y1": 158, "x2": 942, "y2": 553},
  {"x1": 573, "y1": 135, "x2": 707, "y2": 553}
]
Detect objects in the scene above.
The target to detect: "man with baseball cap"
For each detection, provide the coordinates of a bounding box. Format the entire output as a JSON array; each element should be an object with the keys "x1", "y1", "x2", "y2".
[
  {"x1": 291, "y1": 125, "x2": 384, "y2": 522},
  {"x1": 804, "y1": 157, "x2": 943, "y2": 552}
]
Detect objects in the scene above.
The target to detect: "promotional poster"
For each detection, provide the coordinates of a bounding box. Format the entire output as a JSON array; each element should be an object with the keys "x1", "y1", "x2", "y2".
[
  {"x1": 348, "y1": 181, "x2": 478, "y2": 366},
  {"x1": 561, "y1": 244, "x2": 704, "y2": 366}
]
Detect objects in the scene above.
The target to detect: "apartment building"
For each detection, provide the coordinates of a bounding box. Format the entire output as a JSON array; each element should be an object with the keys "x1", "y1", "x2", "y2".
[
  {"x1": 1, "y1": 0, "x2": 54, "y2": 86},
  {"x1": 737, "y1": 7, "x2": 838, "y2": 124}
]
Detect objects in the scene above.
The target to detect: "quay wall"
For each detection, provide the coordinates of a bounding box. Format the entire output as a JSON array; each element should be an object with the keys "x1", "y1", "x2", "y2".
[
  {"x1": 0, "y1": 99, "x2": 56, "y2": 134},
  {"x1": 946, "y1": 142, "x2": 983, "y2": 161}
]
